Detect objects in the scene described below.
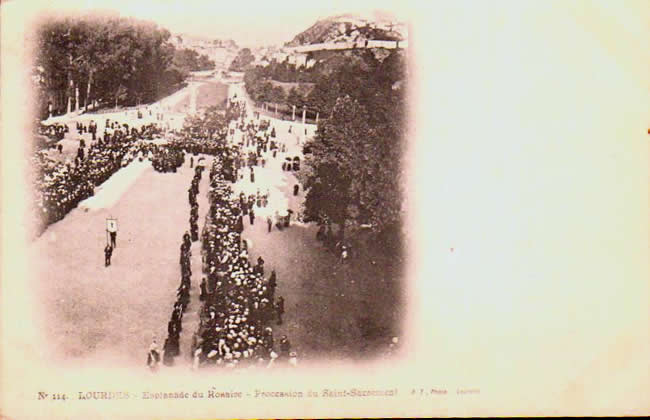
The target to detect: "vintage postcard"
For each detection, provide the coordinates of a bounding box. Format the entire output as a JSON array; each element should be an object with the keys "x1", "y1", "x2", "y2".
[{"x1": 1, "y1": 0, "x2": 648, "y2": 418}]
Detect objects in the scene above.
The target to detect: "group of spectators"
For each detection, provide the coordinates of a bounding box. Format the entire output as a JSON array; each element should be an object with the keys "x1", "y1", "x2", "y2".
[
  {"x1": 154, "y1": 163, "x2": 205, "y2": 369},
  {"x1": 230, "y1": 115, "x2": 287, "y2": 174},
  {"x1": 39, "y1": 122, "x2": 68, "y2": 141},
  {"x1": 188, "y1": 165, "x2": 204, "y2": 242},
  {"x1": 32, "y1": 118, "x2": 166, "y2": 234},
  {"x1": 282, "y1": 156, "x2": 301, "y2": 172},
  {"x1": 158, "y1": 230, "x2": 193, "y2": 368},
  {"x1": 151, "y1": 147, "x2": 185, "y2": 173},
  {"x1": 191, "y1": 157, "x2": 295, "y2": 369}
]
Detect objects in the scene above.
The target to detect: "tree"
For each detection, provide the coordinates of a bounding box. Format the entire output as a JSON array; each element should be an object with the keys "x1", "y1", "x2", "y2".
[
  {"x1": 172, "y1": 48, "x2": 215, "y2": 72},
  {"x1": 229, "y1": 48, "x2": 255, "y2": 71},
  {"x1": 302, "y1": 95, "x2": 372, "y2": 235},
  {"x1": 300, "y1": 51, "x2": 407, "y2": 238},
  {"x1": 286, "y1": 86, "x2": 303, "y2": 108},
  {"x1": 33, "y1": 15, "x2": 184, "y2": 117},
  {"x1": 270, "y1": 85, "x2": 285, "y2": 104},
  {"x1": 197, "y1": 53, "x2": 215, "y2": 71}
]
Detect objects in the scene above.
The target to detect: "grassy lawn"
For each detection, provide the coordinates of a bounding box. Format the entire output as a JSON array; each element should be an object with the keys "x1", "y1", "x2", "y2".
[{"x1": 195, "y1": 81, "x2": 229, "y2": 110}]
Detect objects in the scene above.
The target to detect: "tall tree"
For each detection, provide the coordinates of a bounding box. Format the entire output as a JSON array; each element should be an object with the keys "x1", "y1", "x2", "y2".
[{"x1": 302, "y1": 95, "x2": 372, "y2": 234}]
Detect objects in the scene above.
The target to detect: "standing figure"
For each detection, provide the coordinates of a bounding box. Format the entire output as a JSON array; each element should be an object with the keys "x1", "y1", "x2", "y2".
[
  {"x1": 110, "y1": 231, "x2": 117, "y2": 248},
  {"x1": 256, "y1": 256, "x2": 265, "y2": 275},
  {"x1": 162, "y1": 338, "x2": 175, "y2": 366},
  {"x1": 199, "y1": 278, "x2": 208, "y2": 302},
  {"x1": 279, "y1": 335, "x2": 291, "y2": 358},
  {"x1": 285, "y1": 209, "x2": 294, "y2": 228},
  {"x1": 147, "y1": 339, "x2": 161, "y2": 371},
  {"x1": 268, "y1": 270, "x2": 277, "y2": 301},
  {"x1": 104, "y1": 243, "x2": 113, "y2": 267},
  {"x1": 275, "y1": 296, "x2": 285, "y2": 325}
]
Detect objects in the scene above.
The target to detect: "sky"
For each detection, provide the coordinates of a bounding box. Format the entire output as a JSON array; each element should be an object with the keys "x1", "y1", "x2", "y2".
[{"x1": 15, "y1": 0, "x2": 412, "y2": 47}]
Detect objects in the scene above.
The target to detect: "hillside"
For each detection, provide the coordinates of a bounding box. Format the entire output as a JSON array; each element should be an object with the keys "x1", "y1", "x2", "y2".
[{"x1": 286, "y1": 13, "x2": 407, "y2": 47}]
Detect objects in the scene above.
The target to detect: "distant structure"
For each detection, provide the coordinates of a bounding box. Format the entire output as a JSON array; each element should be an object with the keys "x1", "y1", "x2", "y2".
[
  {"x1": 170, "y1": 33, "x2": 239, "y2": 69},
  {"x1": 250, "y1": 14, "x2": 408, "y2": 69}
]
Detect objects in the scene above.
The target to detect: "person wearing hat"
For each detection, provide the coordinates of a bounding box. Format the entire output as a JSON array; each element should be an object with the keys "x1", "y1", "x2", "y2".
[
  {"x1": 256, "y1": 256, "x2": 265, "y2": 276},
  {"x1": 285, "y1": 209, "x2": 294, "y2": 228}
]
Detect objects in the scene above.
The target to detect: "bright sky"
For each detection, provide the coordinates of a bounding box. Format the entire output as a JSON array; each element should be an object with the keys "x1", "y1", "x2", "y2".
[{"x1": 17, "y1": 0, "x2": 412, "y2": 47}]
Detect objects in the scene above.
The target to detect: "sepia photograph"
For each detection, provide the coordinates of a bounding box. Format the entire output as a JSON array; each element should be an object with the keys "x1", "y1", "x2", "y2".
[
  {"x1": 25, "y1": 6, "x2": 408, "y2": 371},
  {"x1": 1, "y1": 0, "x2": 649, "y2": 418}
]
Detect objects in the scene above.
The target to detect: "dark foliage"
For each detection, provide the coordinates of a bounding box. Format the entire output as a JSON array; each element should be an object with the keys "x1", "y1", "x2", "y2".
[{"x1": 33, "y1": 15, "x2": 185, "y2": 118}]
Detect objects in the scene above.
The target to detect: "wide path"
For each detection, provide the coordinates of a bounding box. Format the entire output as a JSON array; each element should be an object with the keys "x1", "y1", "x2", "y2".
[
  {"x1": 238, "y1": 159, "x2": 403, "y2": 364},
  {"x1": 30, "y1": 158, "x2": 203, "y2": 368}
]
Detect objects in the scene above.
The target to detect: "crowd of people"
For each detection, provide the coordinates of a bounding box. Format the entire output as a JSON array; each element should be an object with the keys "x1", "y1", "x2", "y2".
[
  {"x1": 188, "y1": 165, "x2": 204, "y2": 241},
  {"x1": 151, "y1": 147, "x2": 185, "y2": 173},
  {"x1": 36, "y1": 96, "x2": 321, "y2": 369},
  {"x1": 158, "y1": 228, "x2": 193, "y2": 368},
  {"x1": 156, "y1": 162, "x2": 206, "y2": 368},
  {"x1": 190, "y1": 157, "x2": 295, "y2": 369},
  {"x1": 31, "y1": 118, "x2": 166, "y2": 234}
]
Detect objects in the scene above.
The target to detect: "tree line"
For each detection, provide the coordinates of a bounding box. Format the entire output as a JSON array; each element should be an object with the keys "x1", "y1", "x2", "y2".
[
  {"x1": 172, "y1": 48, "x2": 216, "y2": 74},
  {"x1": 33, "y1": 15, "x2": 214, "y2": 119},
  {"x1": 243, "y1": 49, "x2": 405, "y2": 118},
  {"x1": 300, "y1": 51, "x2": 406, "y2": 244}
]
